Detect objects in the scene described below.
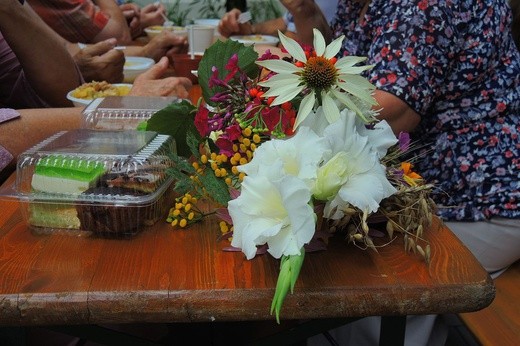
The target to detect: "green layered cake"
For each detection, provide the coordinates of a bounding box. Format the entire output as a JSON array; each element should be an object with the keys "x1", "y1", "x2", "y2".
[
  {"x1": 31, "y1": 155, "x2": 106, "y2": 195},
  {"x1": 29, "y1": 155, "x2": 106, "y2": 231}
]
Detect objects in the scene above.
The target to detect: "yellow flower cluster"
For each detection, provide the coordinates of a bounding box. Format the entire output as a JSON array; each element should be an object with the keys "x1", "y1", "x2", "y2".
[
  {"x1": 167, "y1": 193, "x2": 200, "y2": 228},
  {"x1": 203, "y1": 126, "x2": 261, "y2": 188}
]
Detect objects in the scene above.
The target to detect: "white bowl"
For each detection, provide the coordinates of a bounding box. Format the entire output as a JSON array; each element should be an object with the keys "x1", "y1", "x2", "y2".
[
  {"x1": 123, "y1": 56, "x2": 155, "y2": 83},
  {"x1": 229, "y1": 35, "x2": 280, "y2": 46},
  {"x1": 144, "y1": 25, "x2": 188, "y2": 39},
  {"x1": 67, "y1": 83, "x2": 133, "y2": 107}
]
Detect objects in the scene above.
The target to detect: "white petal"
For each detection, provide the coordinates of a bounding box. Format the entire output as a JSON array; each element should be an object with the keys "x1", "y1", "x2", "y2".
[
  {"x1": 324, "y1": 35, "x2": 344, "y2": 59},
  {"x1": 335, "y1": 56, "x2": 368, "y2": 69},
  {"x1": 331, "y1": 89, "x2": 370, "y2": 122},
  {"x1": 294, "y1": 91, "x2": 316, "y2": 129},
  {"x1": 266, "y1": 85, "x2": 305, "y2": 105},
  {"x1": 279, "y1": 30, "x2": 307, "y2": 62},
  {"x1": 259, "y1": 74, "x2": 301, "y2": 90},
  {"x1": 321, "y1": 92, "x2": 340, "y2": 124},
  {"x1": 338, "y1": 65, "x2": 374, "y2": 75},
  {"x1": 313, "y1": 28, "x2": 326, "y2": 56},
  {"x1": 336, "y1": 79, "x2": 378, "y2": 105},
  {"x1": 256, "y1": 59, "x2": 301, "y2": 74}
]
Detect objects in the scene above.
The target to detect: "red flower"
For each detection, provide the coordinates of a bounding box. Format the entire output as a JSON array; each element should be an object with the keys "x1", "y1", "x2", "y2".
[{"x1": 194, "y1": 104, "x2": 209, "y2": 136}]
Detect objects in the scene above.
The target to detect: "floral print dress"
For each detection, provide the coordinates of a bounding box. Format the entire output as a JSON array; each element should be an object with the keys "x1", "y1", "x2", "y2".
[{"x1": 331, "y1": 0, "x2": 520, "y2": 221}]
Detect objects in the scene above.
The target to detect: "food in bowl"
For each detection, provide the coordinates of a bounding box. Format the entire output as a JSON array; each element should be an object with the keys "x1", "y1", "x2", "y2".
[
  {"x1": 67, "y1": 82, "x2": 132, "y2": 106},
  {"x1": 144, "y1": 25, "x2": 188, "y2": 39},
  {"x1": 123, "y1": 56, "x2": 155, "y2": 83}
]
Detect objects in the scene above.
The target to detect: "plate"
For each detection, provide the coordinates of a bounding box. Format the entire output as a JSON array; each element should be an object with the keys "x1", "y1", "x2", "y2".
[{"x1": 229, "y1": 35, "x2": 280, "y2": 46}]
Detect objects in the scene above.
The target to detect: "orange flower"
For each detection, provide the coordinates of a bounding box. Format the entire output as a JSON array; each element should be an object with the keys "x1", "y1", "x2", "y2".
[{"x1": 401, "y1": 162, "x2": 422, "y2": 186}]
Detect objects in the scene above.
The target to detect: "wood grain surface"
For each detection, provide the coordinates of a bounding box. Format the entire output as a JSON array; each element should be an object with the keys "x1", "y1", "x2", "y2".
[
  {"x1": 0, "y1": 87, "x2": 494, "y2": 326},
  {"x1": 0, "y1": 194, "x2": 495, "y2": 326}
]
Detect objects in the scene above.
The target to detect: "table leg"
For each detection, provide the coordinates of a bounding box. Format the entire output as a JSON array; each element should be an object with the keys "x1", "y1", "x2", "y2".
[{"x1": 379, "y1": 316, "x2": 406, "y2": 346}]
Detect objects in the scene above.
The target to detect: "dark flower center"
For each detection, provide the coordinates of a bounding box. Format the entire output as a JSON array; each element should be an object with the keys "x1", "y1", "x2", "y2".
[{"x1": 301, "y1": 57, "x2": 337, "y2": 90}]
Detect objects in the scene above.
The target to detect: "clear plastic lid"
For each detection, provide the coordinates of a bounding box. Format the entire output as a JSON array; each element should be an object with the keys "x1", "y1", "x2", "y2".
[
  {"x1": 5, "y1": 129, "x2": 176, "y2": 206},
  {"x1": 82, "y1": 96, "x2": 181, "y2": 130}
]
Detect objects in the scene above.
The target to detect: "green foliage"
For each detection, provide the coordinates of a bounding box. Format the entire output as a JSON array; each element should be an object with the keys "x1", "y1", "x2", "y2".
[
  {"x1": 166, "y1": 0, "x2": 191, "y2": 26},
  {"x1": 197, "y1": 169, "x2": 231, "y2": 206},
  {"x1": 192, "y1": 0, "x2": 226, "y2": 18},
  {"x1": 249, "y1": 0, "x2": 283, "y2": 22},
  {"x1": 270, "y1": 250, "x2": 305, "y2": 323},
  {"x1": 145, "y1": 100, "x2": 199, "y2": 157},
  {"x1": 198, "y1": 39, "x2": 259, "y2": 106}
]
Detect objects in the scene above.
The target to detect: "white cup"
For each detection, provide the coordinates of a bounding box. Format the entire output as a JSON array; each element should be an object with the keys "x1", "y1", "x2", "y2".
[
  {"x1": 193, "y1": 19, "x2": 220, "y2": 36},
  {"x1": 187, "y1": 25, "x2": 215, "y2": 54}
]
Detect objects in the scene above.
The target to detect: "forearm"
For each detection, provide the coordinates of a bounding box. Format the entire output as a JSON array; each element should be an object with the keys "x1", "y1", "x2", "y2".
[
  {"x1": 93, "y1": 0, "x2": 132, "y2": 44},
  {"x1": 281, "y1": 0, "x2": 331, "y2": 44},
  {"x1": 0, "y1": 107, "x2": 82, "y2": 165},
  {"x1": 0, "y1": 1, "x2": 81, "y2": 107}
]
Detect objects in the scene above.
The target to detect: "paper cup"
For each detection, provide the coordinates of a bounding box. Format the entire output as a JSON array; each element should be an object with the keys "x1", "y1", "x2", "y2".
[{"x1": 186, "y1": 25, "x2": 215, "y2": 54}]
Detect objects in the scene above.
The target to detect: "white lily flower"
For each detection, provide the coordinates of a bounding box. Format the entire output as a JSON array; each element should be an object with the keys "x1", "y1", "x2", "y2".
[
  {"x1": 239, "y1": 126, "x2": 329, "y2": 188},
  {"x1": 229, "y1": 174, "x2": 316, "y2": 259},
  {"x1": 256, "y1": 29, "x2": 378, "y2": 130},
  {"x1": 315, "y1": 111, "x2": 397, "y2": 218}
]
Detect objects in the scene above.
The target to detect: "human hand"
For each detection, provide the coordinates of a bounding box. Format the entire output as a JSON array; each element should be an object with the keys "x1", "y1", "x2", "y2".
[
  {"x1": 73, "y1": 39, "x2": 125, "y2": 83},
  {"x1": 140, "y1": 2, "x2": 167, "y2": 28},
  {"x1": 141, "y1": 31, "x2": 188, "y2": 62},
  {"x1": 218, "y1": 8, "x2": 254, "y2": 37},
  {"x1": 119, "y1": 3, "x2": 142, "y2": 39},
  {"x1": 130, "y1": 57, "x2": 192, "y2": 98}
]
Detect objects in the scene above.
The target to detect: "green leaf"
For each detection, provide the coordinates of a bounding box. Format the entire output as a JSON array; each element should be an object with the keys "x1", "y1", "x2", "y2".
[
  {"x1": 186, "y1": 130, "x2": 201, "y2": 159},
  {"x1": 270, "y1": 250, "x2": 305, "y2": 323},
  {"x1": 198, "y1": 40, "x2": 259, "y2": 106},
  {"x1": 197, "y1": 169, "x2": 231, "y2": 206},
  {"x1": 145, "y1": 100, "x2": 199, "y2": 157}
]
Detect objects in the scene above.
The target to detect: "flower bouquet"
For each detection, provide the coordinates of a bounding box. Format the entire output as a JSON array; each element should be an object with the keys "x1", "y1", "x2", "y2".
[{"x1": 142, "y1": 29, "x2": 436, "y2": 322}]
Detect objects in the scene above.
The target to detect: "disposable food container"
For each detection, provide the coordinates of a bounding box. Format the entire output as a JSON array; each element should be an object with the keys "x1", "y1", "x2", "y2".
[
  {"x1": 0, "y1": 129, "x2": 176, "y2": 238},
  {"x1": 81, "y1": 96, "x2": 181, "y2": 130}
]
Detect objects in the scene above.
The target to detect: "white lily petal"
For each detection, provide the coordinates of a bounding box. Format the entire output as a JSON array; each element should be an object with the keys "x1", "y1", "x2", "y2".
[
  {"x1": 322, "y1": 92, "x2": 340, "y2": 124},
  {"x1": 313, "y1": 28, "x2": 326, "y2": 56},
  {"x1": 324, "y1": 35, "x2": 345, "y2": 59},
  {"x1": 256, "y1": 59, "x2": 301, "y2": 74},
  {"x1": 279, "y1": 30, "x2": 307, "y2": 63},
  {"x1": 294, "y1": 91, "x2": 316, "y2": 129}
]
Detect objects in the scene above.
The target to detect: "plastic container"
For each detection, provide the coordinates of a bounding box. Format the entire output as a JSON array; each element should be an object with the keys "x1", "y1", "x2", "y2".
[
  {"x1": 0, "y1": 129, "x2": 177, "y2": 238},
  {"x1": 81, "y1": 96, "x2": 181, "y2": 130}
]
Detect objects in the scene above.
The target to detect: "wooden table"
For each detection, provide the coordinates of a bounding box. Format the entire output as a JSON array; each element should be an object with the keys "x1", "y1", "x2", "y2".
[
  {"x1": 0, "y1": 88, "x2": 495, "y2": 344},
  {"x1": 0, "y1": 183, "x2": 495, "y2": 342}
]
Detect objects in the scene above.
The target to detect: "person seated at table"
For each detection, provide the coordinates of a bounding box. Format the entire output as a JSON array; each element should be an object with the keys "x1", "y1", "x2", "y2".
[
  {"x1": 279, "y1": 0, "x2": 520, "y2": 345},
  {"x1": 27, "y1": 0, "x2": 133, "y2": 45},
  {"x1": 28, "y1": 0, "x2": 188, "y2": 65},
  {"x1": 218, "y1": 0, "x2": 337, "y2": 39},
  {"x1": 0, "y1": 55, "x2": 192, "y2": 183},
  {"x1": 119, "y1": 1, "x2": 169, "y2": 40},
  {"x1": 0, "y1": 0, "x2": 82, "y2": 109}
]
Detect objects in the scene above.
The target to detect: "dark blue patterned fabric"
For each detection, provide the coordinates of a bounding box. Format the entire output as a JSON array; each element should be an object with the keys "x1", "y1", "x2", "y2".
[{"x1": 331, "y1": 0, "x2": 520, "y2": 221}]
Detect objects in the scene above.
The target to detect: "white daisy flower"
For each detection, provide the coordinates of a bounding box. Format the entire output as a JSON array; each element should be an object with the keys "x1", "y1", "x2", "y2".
[{"x1": 256, "y1": 29, "x2": 378, "y2": 129}]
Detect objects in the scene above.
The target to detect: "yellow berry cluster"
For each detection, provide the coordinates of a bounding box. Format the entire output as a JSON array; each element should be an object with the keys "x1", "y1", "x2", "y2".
[
  {"x1": 218, "y1": 220, "x2": 234, "y2": 237},
  {"x1": 167, "y1": 193, "x2": 200, "y2": 228},
  {"x1": 195, "y1": 126, "x2": 262, "y2": 188}
]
